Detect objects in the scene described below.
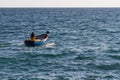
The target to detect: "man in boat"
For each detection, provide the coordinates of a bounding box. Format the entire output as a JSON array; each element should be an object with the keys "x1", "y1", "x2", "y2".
[{"x1": 30, "y1": 32, "x2": 36, "y2": 41}]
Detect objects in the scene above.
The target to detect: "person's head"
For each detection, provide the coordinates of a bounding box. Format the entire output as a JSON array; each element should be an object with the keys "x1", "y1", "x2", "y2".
[
  {"x1": 31, "y1": 32, "x2": 34, "y2": 34},
  {"x1": 46, "y1": 31, "x2": 50, "y2": 34}
]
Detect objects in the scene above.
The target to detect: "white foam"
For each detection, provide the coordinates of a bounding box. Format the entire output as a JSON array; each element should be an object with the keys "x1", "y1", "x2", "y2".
[
  {"x1": 45, "y1": 42, "x2": 56, "y2": 48},
  {"x1": 17, "y1": 42, "x2": 24, "y2": 46},
  {"x1": 8, "y1": 40, "x2": 24, "y2": 46}
]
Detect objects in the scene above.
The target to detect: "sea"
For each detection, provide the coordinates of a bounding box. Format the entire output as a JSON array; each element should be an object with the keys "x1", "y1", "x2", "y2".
[{"x1": 0, "y1": 8, "x2": 120, "y2": 80}]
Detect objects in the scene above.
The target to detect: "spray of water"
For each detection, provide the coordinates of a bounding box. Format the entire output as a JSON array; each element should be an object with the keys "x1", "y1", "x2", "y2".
[{"x1": 44, "y1": 42, "x2": 56, "y2": 48}]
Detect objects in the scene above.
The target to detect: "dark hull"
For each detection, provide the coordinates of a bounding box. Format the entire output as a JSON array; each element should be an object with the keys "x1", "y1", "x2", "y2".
[{"x1": 24, "y1": 39, "x2": 47, "y2": 47}]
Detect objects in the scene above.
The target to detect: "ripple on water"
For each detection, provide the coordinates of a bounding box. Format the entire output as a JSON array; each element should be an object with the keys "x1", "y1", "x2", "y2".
[
  {"x1": 105, "y1": 48, "x2": 120, "y2": 53},
  {"x1": 96, "y1": 63, "x2": 120, "y2": 70},
  {"x1": 74, "y1": 54, "x2": 96, "y2": 60},
  {"x1": 108, "y1": 54, "x2": 120, "y2": 60}
]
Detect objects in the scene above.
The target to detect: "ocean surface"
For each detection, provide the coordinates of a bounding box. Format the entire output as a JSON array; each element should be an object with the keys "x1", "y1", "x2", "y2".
[{"x1": 0, "y1": 8, "x2": 120, "y2": 80}]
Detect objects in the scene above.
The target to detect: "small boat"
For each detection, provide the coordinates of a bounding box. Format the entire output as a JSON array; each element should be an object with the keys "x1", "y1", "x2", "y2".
[{"x1": 24, "y1": 31, "x2": 49, "y2": 47}]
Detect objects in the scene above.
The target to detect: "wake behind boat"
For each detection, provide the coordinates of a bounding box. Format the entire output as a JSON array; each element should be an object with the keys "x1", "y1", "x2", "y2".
[{"x1": 24, "y1": 31, "x2": 49, "y2": 47}]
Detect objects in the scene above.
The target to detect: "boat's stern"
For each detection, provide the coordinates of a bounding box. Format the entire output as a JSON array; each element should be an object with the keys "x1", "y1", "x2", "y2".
[{"x1": 24, "y1": 40, "x2": 35, "y2": 47}]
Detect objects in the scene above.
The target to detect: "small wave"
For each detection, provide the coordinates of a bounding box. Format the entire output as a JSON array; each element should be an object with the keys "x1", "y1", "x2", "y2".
[
  {"x1": 75, "y1": 55, "x2": 95, "y2": 60},
  {"x1": 38, "y1": 52, "x2": 71, "y2": 58},
  {"x1": 108, "y1": 55, "x2": 120, "y2": 60},
  {"x1": 16, "y1": 42, "x2": 24, "y2": 46},
  {"x1": 103, "y1": 75, "x2": 115, "y2": 79},
  {"x1": 37, "y1": 53, "x2": 59, "y2": 58},
  {"x1": 8, "y1": 40, "x2": 24, "y2": 46},
  {"x1": 105, "y1": 48, "x2": 120, "y2": 53},
  {"x1": 0, "y1": 56, "x2": 18, "y2": 64},
  {"x1": 70, "y1": 47, "x2": 82, "y2": 53},
  {"x1": 96, "y1": 63, "x2": 120, "y2": 70},
  {"x1": 115, "y1": 41, "x2": 120, "y2": 44},
  {"x1": 0, "y1": 43, "x2": 11, "y2": 47}
]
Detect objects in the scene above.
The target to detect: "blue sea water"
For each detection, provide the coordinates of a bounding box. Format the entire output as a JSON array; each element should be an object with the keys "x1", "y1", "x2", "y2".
[{"x1": 0, "y1": 8, "x2": 120, "y2": 80}]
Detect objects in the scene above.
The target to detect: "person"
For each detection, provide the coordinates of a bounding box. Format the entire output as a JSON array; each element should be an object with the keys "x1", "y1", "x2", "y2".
[{"x1": 30, "y1": 32, "x2": 36, "y2": 41}]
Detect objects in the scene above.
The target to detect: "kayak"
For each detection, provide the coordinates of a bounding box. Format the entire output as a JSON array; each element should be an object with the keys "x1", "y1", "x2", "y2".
[{"x1": 24, "y1": 32, "x2": 49, "y2": 47}]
